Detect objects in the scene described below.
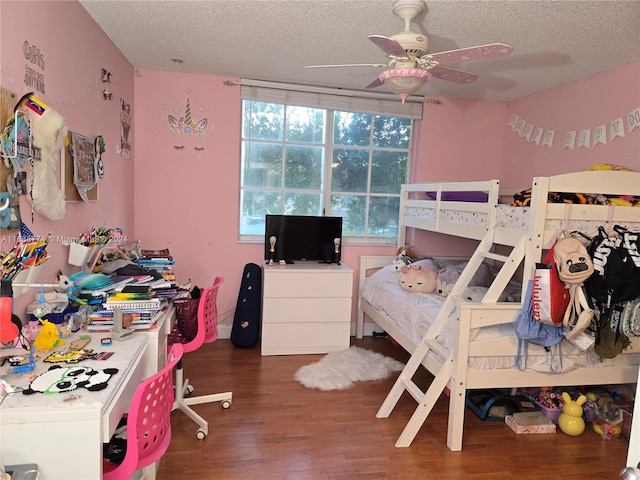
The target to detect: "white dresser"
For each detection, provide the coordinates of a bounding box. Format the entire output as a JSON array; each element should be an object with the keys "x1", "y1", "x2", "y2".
[{"x1": 261, "y1": 262, "x2": 353, "y2": 356}]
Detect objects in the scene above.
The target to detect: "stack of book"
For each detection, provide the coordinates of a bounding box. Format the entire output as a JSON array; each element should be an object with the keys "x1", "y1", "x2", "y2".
[
  {"x1": 139, "y1": 248, "x2": 175, "y2": 281},
  {"x1": 86, "y1": 292, "x2": 165, "y2": 331}
]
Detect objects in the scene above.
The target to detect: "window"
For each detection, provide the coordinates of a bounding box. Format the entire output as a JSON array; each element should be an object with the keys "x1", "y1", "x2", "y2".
[{"x1": 239, "y1": 80, "x2": 422, "y2": 244}]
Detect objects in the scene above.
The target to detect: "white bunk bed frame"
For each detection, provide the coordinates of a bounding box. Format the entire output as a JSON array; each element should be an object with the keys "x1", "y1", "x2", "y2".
[{"x1": 356, "y1": 170, "x2": 640, "y2": 452}]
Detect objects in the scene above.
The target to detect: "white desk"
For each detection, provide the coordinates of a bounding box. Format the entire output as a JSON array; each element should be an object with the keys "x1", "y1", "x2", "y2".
[
  {"x1": 0, "y1": 334, "x2": 147, "y2": 479},
  {"x1": 0, "y1": 306, "x2": 175, "y2": 480}
]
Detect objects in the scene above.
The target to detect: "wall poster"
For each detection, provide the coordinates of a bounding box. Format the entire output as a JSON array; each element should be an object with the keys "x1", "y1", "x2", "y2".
[{"x1": 70, "y1": 131, "x2": 96, "y2": 189}]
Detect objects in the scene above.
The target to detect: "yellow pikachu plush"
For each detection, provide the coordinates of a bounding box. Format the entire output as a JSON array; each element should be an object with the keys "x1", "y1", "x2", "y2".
[{"x1": 34, "y1": 319, "x2": 65, "y2": 351}]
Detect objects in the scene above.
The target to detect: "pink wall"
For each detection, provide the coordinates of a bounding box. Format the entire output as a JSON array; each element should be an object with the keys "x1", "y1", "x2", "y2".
[
  {"x1": 1, "y1": 1, "x2": 134, "y2": 315},
  {"x1": 133, "y1": 70, "x2": 251, "y2": 324},
  {"x1": 414, "y1": 98, "x2": 505, "y2": 182},
  {"x1": 408, "y1": 97, "x2": 506, "y2": 257},
  {"x1": 500, "y1": 62, "x2": 640, "y2": 187}
]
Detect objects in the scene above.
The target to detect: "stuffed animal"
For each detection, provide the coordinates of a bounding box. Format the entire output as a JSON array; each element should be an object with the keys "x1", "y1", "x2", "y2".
[
  {"x1": 33, "y1": 319, "x2": 65, "y2": 351},
  {"x1": 396, "y1": 245, "x2": 420, "y2": 260},
  {"x1": 553, "y1": 235, "x2": 595, "y2": 340},
  {"x1": 459, "y1": 286, "x2": 509, "y2": 302},
  {"x1": 391, "y1": 246, "x2": 424, "y2": 272},
  {"x1": 435, "y1": 262, "x2": 494, "y2": 297},
  {"x1": 399, "y1": 263, "x2": 437, "y2": 293},
  {"x1": 392, "y1": 249, "x2": 415, "y2": 272}
]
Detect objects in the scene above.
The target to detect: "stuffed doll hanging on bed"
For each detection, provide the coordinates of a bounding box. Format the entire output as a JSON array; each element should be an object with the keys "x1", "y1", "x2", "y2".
[{"x1": 553, "y1": 234, "x2": 595, "y2": 342}]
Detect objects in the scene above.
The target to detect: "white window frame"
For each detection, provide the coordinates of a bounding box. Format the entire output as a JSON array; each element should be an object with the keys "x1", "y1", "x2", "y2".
[{"x1": 239, "y1": 79, "x2": 423, "y2": 245}]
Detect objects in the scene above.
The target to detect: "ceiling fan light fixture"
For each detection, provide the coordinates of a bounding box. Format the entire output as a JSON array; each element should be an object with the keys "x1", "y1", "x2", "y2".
[{"x1": 379, "y1": 68, "x2": 430, "y2": 103}]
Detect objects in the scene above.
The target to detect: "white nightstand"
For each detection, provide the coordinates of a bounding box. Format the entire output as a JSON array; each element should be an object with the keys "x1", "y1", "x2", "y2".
[{"x1": 261, "y1": 262, "x2": 353, "y2": 356}]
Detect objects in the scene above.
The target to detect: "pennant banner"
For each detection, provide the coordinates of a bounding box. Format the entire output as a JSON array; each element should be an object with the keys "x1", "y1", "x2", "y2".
[{"x1": 508, "y1": 107, "x2": 639, "y2": 149}]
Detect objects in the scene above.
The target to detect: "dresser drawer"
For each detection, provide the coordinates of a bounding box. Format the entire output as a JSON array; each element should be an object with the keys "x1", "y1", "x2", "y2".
[
  {"x1": 263, "y1": 297, "x2": 351, "y2": 324},
  {"x1": 261, "y1": 322, "x2": 350, "y2": 355},
  {"x1": 263, "y1": 270, "x2": 352, "y2": 298}
]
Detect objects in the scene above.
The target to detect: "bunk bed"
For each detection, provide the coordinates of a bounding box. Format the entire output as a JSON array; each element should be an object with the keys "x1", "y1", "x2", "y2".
[{"x1": 356, "y1": 170, "x2": 640, "y2": 451}]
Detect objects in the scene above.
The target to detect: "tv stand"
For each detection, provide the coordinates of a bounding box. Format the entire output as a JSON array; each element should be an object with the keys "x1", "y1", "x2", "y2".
[{"x1": 261, "y1": 262, "x2": 353, "y2": 355}]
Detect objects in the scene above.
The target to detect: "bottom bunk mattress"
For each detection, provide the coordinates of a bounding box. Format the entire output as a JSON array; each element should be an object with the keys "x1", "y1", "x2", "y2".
[{"x1": 361, "y1": 264, "x2": 640, "y2": 373}]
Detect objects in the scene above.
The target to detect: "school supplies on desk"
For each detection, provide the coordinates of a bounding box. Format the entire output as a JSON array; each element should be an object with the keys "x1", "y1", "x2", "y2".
[{"x1": 1, "y1": 234, "x2": 50, "y2": 280}]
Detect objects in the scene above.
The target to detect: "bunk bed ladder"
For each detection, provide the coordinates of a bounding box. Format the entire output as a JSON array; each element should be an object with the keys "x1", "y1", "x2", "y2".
[{"x1": 377, "y1": 227, "x2": 528, "y2": 449}]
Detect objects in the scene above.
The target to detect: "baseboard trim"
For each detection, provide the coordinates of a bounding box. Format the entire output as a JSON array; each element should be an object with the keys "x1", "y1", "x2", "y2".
[{"x1": 218, "y1": 322, "x2": 383, "y2": 340}]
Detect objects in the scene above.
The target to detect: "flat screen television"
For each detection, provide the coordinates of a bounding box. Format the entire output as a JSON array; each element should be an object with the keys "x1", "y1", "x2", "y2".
[{"x1": 264, "y1": 215, "x2": 342, "y2": 264}]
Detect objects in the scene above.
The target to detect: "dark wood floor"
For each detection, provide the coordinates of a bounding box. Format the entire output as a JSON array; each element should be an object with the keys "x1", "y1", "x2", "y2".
[{"x1": 157, "y1": 336, "x2": 630, "y2": 480}]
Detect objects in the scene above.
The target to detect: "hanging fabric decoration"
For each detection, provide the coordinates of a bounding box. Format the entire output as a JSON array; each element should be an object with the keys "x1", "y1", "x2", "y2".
[{"x1": 29, "y1": 105, "x2": 68, "y2": 220}]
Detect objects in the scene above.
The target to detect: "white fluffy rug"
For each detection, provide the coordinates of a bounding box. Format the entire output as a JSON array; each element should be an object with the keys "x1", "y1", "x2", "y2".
[{"x1": 294, "y1": 346, "x2": 405, "y2": 391}]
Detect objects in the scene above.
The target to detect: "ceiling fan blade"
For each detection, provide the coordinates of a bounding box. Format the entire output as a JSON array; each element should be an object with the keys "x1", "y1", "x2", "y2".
[
  {"x1": 365, "y1": 77, "x2": 384, "y2": 89},
  {"x1": 430, "y1": 66, "x2": 478, "y2": 84},
  {"x1": 368, "y1": 35, "x2": 409, "y2": 59},
  {"x1": 305, "y1": 63, "x2": 388, "y2": 69},
  {"x1": 429, "y1": 43, "x2": 513, "y2": 65}
]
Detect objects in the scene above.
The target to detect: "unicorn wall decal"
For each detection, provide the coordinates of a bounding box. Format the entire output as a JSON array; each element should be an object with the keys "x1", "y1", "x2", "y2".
[{"x1": 168, "y1": 97, "x2": 208, "y2": 137}]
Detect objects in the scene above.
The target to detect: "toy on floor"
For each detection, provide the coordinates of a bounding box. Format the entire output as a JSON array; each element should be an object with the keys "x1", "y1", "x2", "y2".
[{"x1": 558, "y1": 392, "x2": 586, "y2": 436}]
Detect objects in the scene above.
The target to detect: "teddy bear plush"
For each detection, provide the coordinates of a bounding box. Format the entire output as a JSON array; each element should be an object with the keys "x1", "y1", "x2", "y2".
[
  {"x1": 435, "y1": 261, "x2": 495, "y2": 297},
  {"x1": 399, "y1": 261, "x2": 438, "y2": 293}
]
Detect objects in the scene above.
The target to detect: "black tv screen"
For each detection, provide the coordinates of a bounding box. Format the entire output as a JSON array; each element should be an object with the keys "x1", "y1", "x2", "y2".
[{"x1": 264, "y1": 215, "x2": 342, "y2": 263}]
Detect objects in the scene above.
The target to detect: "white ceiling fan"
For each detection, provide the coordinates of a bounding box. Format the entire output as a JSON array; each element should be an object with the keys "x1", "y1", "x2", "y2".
[{"x1": 306, "y1": 0, "x2": 513, "y2": 102}]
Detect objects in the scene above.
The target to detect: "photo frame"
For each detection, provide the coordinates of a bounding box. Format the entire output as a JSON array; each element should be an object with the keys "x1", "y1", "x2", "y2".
[{"x1": 70, "y1": 131, "x2": 97, "y2": 188}]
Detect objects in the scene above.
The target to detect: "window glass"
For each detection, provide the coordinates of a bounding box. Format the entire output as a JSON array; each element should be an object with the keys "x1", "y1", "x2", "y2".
[{"x1": 240, "y1": 100, "x2": 412, "y2": 242}]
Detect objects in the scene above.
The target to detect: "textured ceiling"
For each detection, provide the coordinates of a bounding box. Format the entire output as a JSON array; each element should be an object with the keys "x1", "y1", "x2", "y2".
[{"x1": 79, "y1": 0, "x2": 640, "y2": 102}]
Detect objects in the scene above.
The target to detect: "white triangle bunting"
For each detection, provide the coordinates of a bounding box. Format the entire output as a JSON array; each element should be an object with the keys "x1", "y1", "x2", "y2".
[
  {"x1": 507, "y1": 107, "x2": 639, "y2": 149},
  {"x1": 563, "y1": 131, "x2": 576, "y2": 150}
]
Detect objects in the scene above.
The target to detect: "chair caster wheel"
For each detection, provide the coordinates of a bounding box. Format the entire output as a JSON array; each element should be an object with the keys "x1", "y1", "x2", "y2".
[
  {"x1": 222, "y1": 400, "x2": 232, "y2": 409},
  {"x1": 185, "y1": 384, "x2": 195, "y2": 395},
  {"x1": 196, "y1": 429, "x2": 207, "y2": 440}
]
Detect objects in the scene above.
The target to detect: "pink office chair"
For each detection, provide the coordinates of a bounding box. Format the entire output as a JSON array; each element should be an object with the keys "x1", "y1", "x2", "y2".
[
  {"x1": 102, "y1": 343, "x2": 183, "y2": 480},
  {"x1": 168, "y1": 276, "x2": 232, "y2": 439}
]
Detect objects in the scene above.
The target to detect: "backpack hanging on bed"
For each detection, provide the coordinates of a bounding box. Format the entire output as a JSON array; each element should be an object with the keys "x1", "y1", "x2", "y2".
[
  {"x1": 586, "y1": 225, "x2": 640, "y2": 305},
  {"x1": 585, "y1": 225, "x2": 640, "y2": 359},
  {"x1": 552, "y1": 234, "x2": 595, "y2": 342},
  {"x1": 515, "y1": 279, "x2": 564, "y2": 372},
  {"x1": 619, "y1": 298, "x2": 640, "y2": 338},
  {"x1": 532, "y1": 241, "x2": 570, "y2": 326},
  {"x1": 231, "y1": 263, "x2": 262, "y2": 348}
]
